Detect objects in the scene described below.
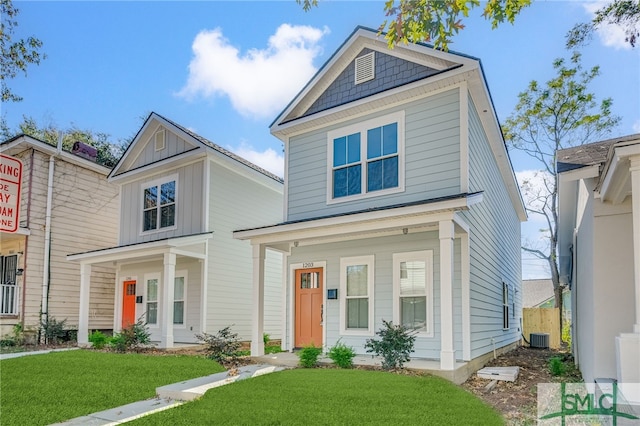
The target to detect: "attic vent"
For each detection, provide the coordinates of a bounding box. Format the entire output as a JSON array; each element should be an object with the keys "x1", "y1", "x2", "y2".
[
  {"x1": 154, "y1": 130, "x2": 165, "y2": 151},
  {"x1": 355, "y1": 51, "x2": 375, "y2": 85}
]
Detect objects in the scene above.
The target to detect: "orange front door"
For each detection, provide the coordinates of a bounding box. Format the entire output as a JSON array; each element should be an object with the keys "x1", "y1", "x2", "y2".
[
  {"x1": 122, "y1": 280, "x2": 136, "y2": 328},
  {"x1": 295, "y1": 268, "x2": 323, "y2": 348}
]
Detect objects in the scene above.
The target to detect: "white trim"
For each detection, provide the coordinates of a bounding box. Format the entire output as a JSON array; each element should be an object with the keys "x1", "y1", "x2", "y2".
[
  {"x1": 339, "y1": 255, "x2": 375, "y2": 336},
  {"x1": 502, "y1": 281, "x2": 510, "y2": 330},
  {"x1": 283, "y1": 137, "x2": 290, "y2": 222},
  {"x1": 144, "y1": 272, "x2": 161, "y2": 329},
  {"x1": 392, "y1": 250, "x2": 434, "y2": 337},
  {"x1": 203, "y1": 159, "x2": 211, "y2": 232},
  {"x1": 172, "y1": 270, "x2": 187, "y2": 329},
  {"x1": 459, "y1": 83, "x2": 469, "y2": 193},
  {"x1": 200, "y1": 240, "x2": 208, "y2": 335},
  {"x1": 140, "y1": 174, "x2": 179, "y2": 235},
  {"x1": 282, "y1": 250, "x2": 292, "y2": 351},
  {"x1": 326, "y1": 110, "x2": 405, "y2": 205},
  {"x1": 289, "y1": 261, "x2": 327, "y2": 351},
  {"x1": 154, "y1": 129, "x2": 166, "y2": 151},
  {"x1": 461, "y1": 234, "x2": 471, "y2": 361},
  {"x1": 355, "y1": 51, "x2": 375, "y2": 85}
]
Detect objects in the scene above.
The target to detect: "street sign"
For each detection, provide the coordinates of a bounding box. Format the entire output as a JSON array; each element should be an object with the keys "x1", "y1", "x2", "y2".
[{"x1": 0, "y1": 153, "x2": 23, "y2": 233}]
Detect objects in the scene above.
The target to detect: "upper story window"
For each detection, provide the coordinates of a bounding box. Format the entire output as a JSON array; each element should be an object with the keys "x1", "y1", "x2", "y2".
[
  {"x1": 142, "y1": 175, "x2": 177, "y2": 233},
  {"x1": 327, "y1": 111, "x2": 404, "y2": 204}
]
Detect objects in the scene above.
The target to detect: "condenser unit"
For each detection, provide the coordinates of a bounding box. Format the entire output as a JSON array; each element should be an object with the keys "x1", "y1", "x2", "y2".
[{"x1": 530, "y1": 333, "x2": 550, "y2": 349}]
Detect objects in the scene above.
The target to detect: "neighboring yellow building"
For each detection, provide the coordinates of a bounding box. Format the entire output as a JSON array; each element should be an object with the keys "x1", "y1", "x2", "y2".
[{"x1": 0, "y1": 135, "x2": 119, "y2": 338}]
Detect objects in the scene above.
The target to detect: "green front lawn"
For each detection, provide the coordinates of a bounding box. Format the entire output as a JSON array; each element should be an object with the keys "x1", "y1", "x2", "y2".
[
  {"x1": 131, "y1": 369, "x2": 504, "y2": 425},
  {"x1": 0, "y1": 350, "x2": 224, "y2": 426}
]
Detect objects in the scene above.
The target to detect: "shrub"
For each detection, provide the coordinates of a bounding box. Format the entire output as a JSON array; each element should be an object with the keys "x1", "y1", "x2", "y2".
[
  {"x1": 263, "y1": 332, "x2": 270, "y2": 345},
  {"x1": 40, "y1": 316, "x2": 67, "y2": 345},
  {"x1": 195, "y1": 325, "x2": 242, "y2": 365},
  {"x1": 328, "y1": 340, "x2": 356, "y2": 368},
  {"x1": 298, "y1": 343, "x2": 323, "y2": 368},
  {"x1": 549, "y1": 356, "x2": 566, "y2": 376},
  {"x1": 110, "y1": 318, "x2": 151, "y2": 352},
  {"x1": 364, "y1": 320, "x2": 416, "y2": 370},
  {"x1": 562, "y1": 319, "x2": 572, "y2": 351},
  {"x1": 88, "y1": 330, "x2": 109, "y2": 349}
]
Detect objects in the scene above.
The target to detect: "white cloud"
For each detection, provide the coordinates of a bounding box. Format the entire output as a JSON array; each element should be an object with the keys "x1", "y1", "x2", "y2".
[
  {"x1": 179, "y1": 24, "x2": 329, "y2": 118},
  {"x1": 633, "y1": 119, "x2": 640, "y2": 133},
  {"x1": 583, "y1": 2, "x2": 633, "y2": 50},
  {"x1": 230, "y1": 143, "x2": 284, "y2": 178}
]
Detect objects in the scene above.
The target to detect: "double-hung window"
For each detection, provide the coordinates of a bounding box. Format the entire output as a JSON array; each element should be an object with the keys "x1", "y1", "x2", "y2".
[
  {"x1": 173, "y1": 273, "x2": 186, "y2": 326},
  {"x1": 393, "y1": 251, "x2": 433, "y2": 336},
  {"x1": 143, "y1": 175, "x2": 177, "y2": 233},
  {"x1": 328, "y1": 111, "x2": 404, "y2": 203},
  {"x1": 502, "y1": 282, "x2": 509, "y2": 330},
  {"x1": 340, "y1": 255, "x2": 374, "y2": 335},
  {"x1": 146, "y1": 276, "x2": 159, "y2": 326}
]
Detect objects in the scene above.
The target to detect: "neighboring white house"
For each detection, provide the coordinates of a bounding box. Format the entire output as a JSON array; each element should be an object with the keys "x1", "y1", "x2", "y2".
[
  {"x1": 235, "y1": 27, "x2": 527, "y2": 383},
  {"x1": 557, "y1": 134, "x2": 640, "y2": 387},
  {"x1": 67, "y1": 113, "x2": 284, "y2": 348},
  {"x1": 0, "y1": 135, "x2": 119, "y2": 338}
]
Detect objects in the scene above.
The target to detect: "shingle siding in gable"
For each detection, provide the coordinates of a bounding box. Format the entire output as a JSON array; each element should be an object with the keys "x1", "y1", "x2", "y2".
[{"x1": 303, "y1": 48, "x2": 441, "y2": 117}]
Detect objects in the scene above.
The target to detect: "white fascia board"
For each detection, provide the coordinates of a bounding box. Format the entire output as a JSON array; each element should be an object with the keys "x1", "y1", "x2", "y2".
[
  {"x1": 67, "y1": 233, "x2": 213, "y2": 264},
  {"x1": 560, "y1": 164, "x2": 600, "y2": 183},
  {"x1": 271, "y1": 67, "x2": 474, "y2": 140},
  {"x1": 234, "y1": 193, "x2": 481, "y2": 244},
  {"x1": 108, "y1": 149, "x2": 206, "y2": 184},
  {"x1": 206, "y1": 151, "x2": 283, "y2": 193}
]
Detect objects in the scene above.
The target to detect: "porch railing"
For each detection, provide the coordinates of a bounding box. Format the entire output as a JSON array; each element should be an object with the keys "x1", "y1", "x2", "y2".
[{"x1": 0, "y1": 283, "x2": 18, "y2": 315}]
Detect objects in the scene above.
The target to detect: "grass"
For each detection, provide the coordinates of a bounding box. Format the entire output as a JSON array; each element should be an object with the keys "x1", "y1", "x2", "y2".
[
  {"x1": 0, "y1": 350, "x2": 224, "y2": 425},
  {"x1": 130, "y1": 369, "x2": 504, "y2": 425}
]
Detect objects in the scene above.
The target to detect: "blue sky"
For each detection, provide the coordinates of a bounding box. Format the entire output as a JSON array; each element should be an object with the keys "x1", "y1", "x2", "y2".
[{"x1": 5, "y1": 1, "x2": 640, "y2": 279}]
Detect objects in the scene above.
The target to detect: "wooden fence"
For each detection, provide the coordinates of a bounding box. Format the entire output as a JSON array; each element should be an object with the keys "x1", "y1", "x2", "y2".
[{"x1": 522, "y1": 308, "x2": 561, "y2": 349}]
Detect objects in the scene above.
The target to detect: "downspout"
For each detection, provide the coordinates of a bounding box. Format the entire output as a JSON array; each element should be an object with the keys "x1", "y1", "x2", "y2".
[
  {"x1": 20, "y1": 148, "x2": 35, "y2": 328},
  {"x1": 41, "y1": 135, "x2": 62, "y2": 329}
]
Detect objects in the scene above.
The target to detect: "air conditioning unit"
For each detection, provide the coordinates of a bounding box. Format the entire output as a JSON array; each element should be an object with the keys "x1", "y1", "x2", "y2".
[{"x1": 530, "y1": 333, "x2": 550, "y2": 349}]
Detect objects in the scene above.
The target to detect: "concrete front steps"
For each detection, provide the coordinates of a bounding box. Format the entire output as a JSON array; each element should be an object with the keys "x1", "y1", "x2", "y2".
[{"x1": 54, "y1": 364, "x2": 286, "y2": 425}]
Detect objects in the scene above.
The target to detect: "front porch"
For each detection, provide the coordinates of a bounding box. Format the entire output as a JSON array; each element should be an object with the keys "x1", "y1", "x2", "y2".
[{"x1": 67, "y1": 233, "x2": 213, "y2": 349}]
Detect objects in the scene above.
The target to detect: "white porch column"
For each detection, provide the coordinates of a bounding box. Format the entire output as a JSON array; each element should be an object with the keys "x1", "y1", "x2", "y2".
[
  {"x1": 160, "y1": 251, "x2": 176, "y2": 349},
  {"x1": 439, "y1": 220, "x2": 456, "y2": 370},
  {"x1": 251, "y1": 243, "x2": 266, "y2": 356},
  {"x1": 616, "y1": 156, "x2": 640, "y2": 385},
  {"x1": 78, "y1": 263, "x2": 91, "y2": 347}
]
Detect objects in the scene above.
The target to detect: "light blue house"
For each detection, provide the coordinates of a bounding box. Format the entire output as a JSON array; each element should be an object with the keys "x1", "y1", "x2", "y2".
[{"x1": 235, "y1": 27, "x2": 526, "y2": 382}]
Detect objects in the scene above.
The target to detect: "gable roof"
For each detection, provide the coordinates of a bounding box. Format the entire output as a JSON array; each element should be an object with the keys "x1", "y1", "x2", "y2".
[
  {"x1": 0, "y1": 134, "x2": 111, "y2": 175},
  {"x1": 270, "y1": 26, "x2": 526, "y2": 222},
  {"x1": 557, "y1": 134, "x2": 640, "y2": 173},
  {"x1": 109, "y1": 112, "x2": 283, "y2": 184},
  {"x1": 522, "y1": 279, "x2": 555, "y2": 308}
]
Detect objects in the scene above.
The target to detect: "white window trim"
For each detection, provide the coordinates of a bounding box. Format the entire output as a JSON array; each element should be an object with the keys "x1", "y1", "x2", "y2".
[
  {"x1": 339, "y1": 255, "x2": 375, "y2": 336},
  {"x1": 173, "y1": 270, "x2": 187, "y2": 329},
  {"x1": 392, "y1": 250, "x2": 434, "y2": 338},
  {"x1": 140, "y1": 174, "x2": 178, "y2": 235},
  {"x1": 154, "y1": 129, "x2": 166, "y2": 151},
  {"x1": 326, "y1": 111, "x2": 405, "y2": 205},
  {"x1": 502, "y1": 282, "x2": 510, "y2": 330},
  {"x1": 144, "y1": 272, "x2": 161, "y2": 329}
]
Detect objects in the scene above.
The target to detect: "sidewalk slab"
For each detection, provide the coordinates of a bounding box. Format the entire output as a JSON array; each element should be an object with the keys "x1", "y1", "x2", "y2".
[
  {"x1": 0, "y1": 347, "x2": 79, "y2": 360},
  {"x1": 51, "y1": 397, "x2": 182, "y2": 426}
]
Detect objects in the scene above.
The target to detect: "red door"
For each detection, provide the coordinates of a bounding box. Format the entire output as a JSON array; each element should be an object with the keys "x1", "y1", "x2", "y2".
[
  {"x1": 122, "y1": 280, "x2": 136, "y2": 328},
  {"x1": 295, "y1": 268, "x2": 323, "y2": 348}
]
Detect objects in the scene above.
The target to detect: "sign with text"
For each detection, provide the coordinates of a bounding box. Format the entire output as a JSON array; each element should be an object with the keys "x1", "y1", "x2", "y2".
[{"x1": 0, "y1": 154, "x2": 23, "y2": 233}]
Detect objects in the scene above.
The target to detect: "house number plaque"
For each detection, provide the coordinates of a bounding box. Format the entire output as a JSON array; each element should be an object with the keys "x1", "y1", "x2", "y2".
[{"x1": 302, "y1": 262, "x2": 314, "y2": 268}]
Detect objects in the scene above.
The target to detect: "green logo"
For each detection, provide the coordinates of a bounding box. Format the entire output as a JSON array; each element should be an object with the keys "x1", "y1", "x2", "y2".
[{"x1": 538, "y1": 382, "x2": 639, "y2": 425}]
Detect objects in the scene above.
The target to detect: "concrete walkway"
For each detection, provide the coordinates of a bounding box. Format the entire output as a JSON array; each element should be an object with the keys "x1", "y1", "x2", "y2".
[
  {"x1": 52, "y1": 364, "x2": 286, "y2": 426},
  {"x1": 0, "y1": 347, "x2": 79, "y2": 360}
]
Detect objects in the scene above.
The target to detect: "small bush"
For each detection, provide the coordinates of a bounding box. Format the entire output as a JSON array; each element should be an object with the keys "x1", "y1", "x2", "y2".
[
  {"x1": 265, "y1": 345, "x2": 283, "y2": 355},
  {"x1": 40, "y1": 316, "x2": 68, "y2": 345},
  {"x1": 263, "y1": 333, "x2": 270, "y2": 345},
  {"x1": 328, "y1": 340, "x2": 356, "y2": 368},
  {"x1": 364, "y1": 320, "x2": 416, "y2": 370},
  {"x1": 88, "y1": 330, "x2": 109, "y2": 349},
  {"x1": 110, "y1": 318, "x2": 151, "y2": 352},
  {"x1": 195, "y1": 325, "x2": 242, "y2": 365},
  {"x1": 562, "y1": 319, "x2": 572, "y2": 351},
  {"x1": 298, "y1": 343, "x2": 323, "y2": 368},
  {"x1": 549, "y1": 356, "x2": 566, "y2": 376}
]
